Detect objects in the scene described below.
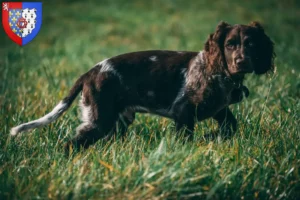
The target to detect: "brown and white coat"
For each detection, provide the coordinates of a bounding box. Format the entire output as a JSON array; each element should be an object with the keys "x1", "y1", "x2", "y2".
[{"x1": 11, "y1": 21, "x2": 275, "y2": 151}]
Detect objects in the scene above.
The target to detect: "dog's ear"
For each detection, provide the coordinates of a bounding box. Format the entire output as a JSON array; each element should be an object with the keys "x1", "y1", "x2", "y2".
[
  {"x1": 249, "y1": 21, "x2": 276, "y2": 74},
  {"x1": 249, "y1": 21, "x2": 264, "y2": 30},
  {"x1": 204, "y1": 21, "x2": 231, "y2": 73}
]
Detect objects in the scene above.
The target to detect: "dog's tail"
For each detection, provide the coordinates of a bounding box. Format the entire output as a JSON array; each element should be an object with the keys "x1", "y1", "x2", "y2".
[{"x1": 10, "y1": 74, "x2": 86, "y2": 136}]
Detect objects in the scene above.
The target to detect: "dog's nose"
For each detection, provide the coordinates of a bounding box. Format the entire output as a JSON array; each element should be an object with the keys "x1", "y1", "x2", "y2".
[
  {"x1": 236, "y1": 58, "x2": 243, "y2": 64},
  {"x1": 236, "y1": 58, "x2": 245, "y2": 65},
  {"x1": 235, "y1": 57, "x2": 253, "y2": 73}
]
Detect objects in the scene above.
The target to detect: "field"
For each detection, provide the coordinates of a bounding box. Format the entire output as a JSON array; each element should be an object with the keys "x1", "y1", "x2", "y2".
[{"x1": 0, "y1": 0, "x2": 299, "y2": 199}]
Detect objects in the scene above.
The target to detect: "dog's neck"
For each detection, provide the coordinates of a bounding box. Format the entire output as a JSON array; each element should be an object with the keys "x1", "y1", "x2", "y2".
[
  {"x1": 199, "y1": 51, "x2": 245, "y2": 88},
  {"x1": 186, "y1": 51, "x2": 244, "y2": 89}
]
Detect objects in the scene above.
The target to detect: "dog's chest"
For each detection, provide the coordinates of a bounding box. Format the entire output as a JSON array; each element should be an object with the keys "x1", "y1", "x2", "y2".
[
  {"x1": 183, "y1": 76, "x2": 234, "y2": 118},
  {"x1": 203, "y1": 84, "x2": 232, "y2": 109}
]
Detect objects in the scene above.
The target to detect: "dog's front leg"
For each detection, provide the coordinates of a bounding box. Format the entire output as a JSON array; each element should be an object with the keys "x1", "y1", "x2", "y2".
[
  {"x1": 203, "y1": 107, "x2": 237, "y2": 141},
  {"x1": 230, "y1": 86, "x2": 249, "y2": 104},
  {"x1": 175, "y1": 118, "x2": 195, "y2": 141},
  {"x1": 212, "y1": 107, "x2": 237, "y2": 139},
  {"x1": 173, "y1": 103, "x2": 195, "y2": 141}
]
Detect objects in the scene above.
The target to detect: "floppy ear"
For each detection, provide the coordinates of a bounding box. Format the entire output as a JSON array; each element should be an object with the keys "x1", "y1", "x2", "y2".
[
  {"x1": 204, "y1": 21, "x2": 231, "y2": 73},
  {"x1": 249, "y1": 21, "x2": 276, "y2": 74}
]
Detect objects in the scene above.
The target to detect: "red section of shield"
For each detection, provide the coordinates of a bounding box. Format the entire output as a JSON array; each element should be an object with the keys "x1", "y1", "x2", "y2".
[{"x1": 2, "y1": 2, "x2": 22, "y2": 46}]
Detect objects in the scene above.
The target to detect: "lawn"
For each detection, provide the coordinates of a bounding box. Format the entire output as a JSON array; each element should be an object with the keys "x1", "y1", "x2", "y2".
[{"x1": 0, "y1": 0, "x2": 299, "y2": 199}]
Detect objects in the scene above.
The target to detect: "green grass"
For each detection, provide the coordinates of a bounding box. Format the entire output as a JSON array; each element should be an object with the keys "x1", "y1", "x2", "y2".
[{"x1": 1, "y1": 0, "x2": 300, "y2": 199}]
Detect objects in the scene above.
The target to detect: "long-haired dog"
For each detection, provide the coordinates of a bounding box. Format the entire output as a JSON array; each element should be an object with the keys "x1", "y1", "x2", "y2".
[{"x1": 11, "y1": 21, "x2": 275, "y2": 151}]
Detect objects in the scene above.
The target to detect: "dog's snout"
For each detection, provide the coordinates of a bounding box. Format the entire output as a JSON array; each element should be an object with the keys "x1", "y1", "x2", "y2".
[
  {"x1": 236, "y1": 58, "x2": 245, "y2": 65},
  {"x1": 234, "y1": 56, "x2": 245, "y2": 65},
  {"x1": 234, "y1": 56, "x2": 253, "y2": 73},
  {"x1": 235, "y1": 57, "x2": 247, "y2": 66}
]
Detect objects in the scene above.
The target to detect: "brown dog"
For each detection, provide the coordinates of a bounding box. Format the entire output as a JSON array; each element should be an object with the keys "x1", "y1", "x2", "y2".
[{"x1": 11, "y1": 21, "x2": 275, "y2": 151}]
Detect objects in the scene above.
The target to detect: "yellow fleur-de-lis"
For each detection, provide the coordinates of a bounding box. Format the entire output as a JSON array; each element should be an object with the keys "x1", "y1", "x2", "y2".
[
  {"x1": 9, "y1": 11, "x2": 13, "y2": 16},
  {"x1": 16, "y1": 11, "x2": 21, "y2": 16},
  {"x1": 11, "y1": 17, "x2": 17, "y2": 22},
  {"x1": 9, "y1": 22, "x2": 13, "y2": 27},
  {"x1": 12, "y1": 28, "x2": 17, "y2": 33}
]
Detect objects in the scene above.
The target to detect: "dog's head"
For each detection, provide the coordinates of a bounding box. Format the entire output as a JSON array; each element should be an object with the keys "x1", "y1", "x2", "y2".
[{"x1": 204, "y1": 21, "x2": 275, "y2": 76}]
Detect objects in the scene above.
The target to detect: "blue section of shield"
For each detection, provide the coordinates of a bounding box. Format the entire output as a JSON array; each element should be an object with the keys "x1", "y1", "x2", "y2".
[
  {"x1": 22, "y1": 2, "x2": 42, "y2": 45},
  {"x1": 9, "y1": 9, "x2": 23, "y2": 38}
]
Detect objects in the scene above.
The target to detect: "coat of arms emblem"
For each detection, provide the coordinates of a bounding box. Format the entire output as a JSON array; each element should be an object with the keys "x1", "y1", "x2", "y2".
[{"x1": 2, "y1": 2, "x2": 42, "y2": 46}]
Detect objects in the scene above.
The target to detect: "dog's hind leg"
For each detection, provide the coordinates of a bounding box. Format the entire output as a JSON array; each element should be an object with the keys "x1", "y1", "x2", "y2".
[{"x1": 65, "y1": 75, "x2": 120, "y2": 151}]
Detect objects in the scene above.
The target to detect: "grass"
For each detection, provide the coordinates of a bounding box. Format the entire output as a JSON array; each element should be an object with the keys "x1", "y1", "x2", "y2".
[{"x1": 1, "y1": 0, "x2": 300, "y2": 199}]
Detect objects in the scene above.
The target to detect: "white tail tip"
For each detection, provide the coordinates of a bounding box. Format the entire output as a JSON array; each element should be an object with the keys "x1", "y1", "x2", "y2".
[
  {"x1": 9, "y1": 101, "x2": 68, "y2": 137},
  {"x1": 10, "y1": 127, "x2": 20, "y2": 136}
]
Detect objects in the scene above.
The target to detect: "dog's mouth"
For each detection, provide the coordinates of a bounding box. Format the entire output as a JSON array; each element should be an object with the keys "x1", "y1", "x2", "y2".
[
  {"x1": 230, "y1": 65, "x2": 254, "y2": 75},
  {"x1": 235, "y1": 68, "x2": 253, "y2": 74}
]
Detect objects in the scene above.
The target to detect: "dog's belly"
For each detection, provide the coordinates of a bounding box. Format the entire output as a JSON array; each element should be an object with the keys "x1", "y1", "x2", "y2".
[
  {"x1": 123, "y1": 85, "x2": 233, "y2": 122},
  {"x1": 123, "y1": 105, "x2": 174, "y2": 119},
  {"x1": 150, "y1": 108, "x2": 174, "y2": 118},
  {"x1": 122, "y1": 90, "x2": 232, "y2": 124},
  {"x1": 120, "y1": 84, "x2": 183, "y2": 119}
]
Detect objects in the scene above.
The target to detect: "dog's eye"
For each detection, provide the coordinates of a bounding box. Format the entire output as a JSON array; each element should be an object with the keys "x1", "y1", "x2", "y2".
[
  {"x1": 226, "y1": 41, "x2": 236, "y2": 49},
  {"x1": 245, "y1": 40, "x2": 255, "y2": 48}
]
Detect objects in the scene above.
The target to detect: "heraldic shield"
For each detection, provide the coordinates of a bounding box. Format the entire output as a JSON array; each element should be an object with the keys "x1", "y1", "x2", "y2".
[{"x1": 2, "y1": 2, "x2": 42, "y2": 46}]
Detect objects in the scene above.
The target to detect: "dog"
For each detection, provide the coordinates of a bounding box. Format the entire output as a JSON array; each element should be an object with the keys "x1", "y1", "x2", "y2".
[{"x1": 11, "y1": 21, "x2": 275, "y2": 151}]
